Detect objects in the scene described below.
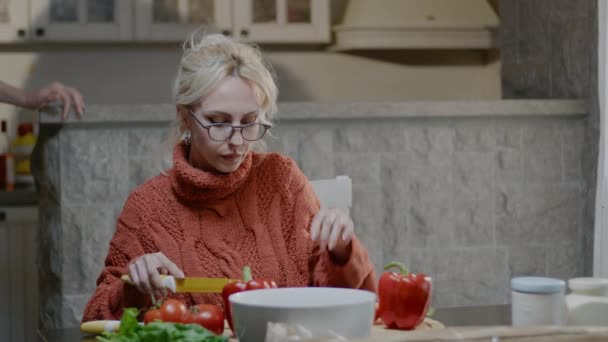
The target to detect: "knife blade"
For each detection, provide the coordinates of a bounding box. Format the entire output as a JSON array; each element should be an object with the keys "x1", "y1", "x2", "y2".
[{"x1": 120, "y1": 274, "x2": 235, "y2": 293}]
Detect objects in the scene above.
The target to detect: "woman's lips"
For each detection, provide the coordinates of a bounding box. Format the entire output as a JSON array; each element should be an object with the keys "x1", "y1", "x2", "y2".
[{"x1": 221, "y1": 154, "x2": 241, "y2": 162}]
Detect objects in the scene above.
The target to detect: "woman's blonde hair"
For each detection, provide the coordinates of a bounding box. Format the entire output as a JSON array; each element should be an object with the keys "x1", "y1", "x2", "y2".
[{"x1": 161, "y1": 30, "x2": 278, "y2": 169}]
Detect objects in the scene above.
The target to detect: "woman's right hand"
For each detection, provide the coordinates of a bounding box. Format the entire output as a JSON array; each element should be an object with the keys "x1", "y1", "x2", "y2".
[{"x1": 127, "y1": 252, "x2": 185, "y2": 295}]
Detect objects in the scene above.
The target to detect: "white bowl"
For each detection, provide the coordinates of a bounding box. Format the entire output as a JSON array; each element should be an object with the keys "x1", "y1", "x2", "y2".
[{"x1": 229, "y1": 287, "x2": 376, "y2": 342}]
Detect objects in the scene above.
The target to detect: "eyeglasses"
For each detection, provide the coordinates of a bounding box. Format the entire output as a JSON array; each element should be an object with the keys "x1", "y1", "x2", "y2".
[{"x1": 189, "y1": 111, "x2": 271, "y2": 142}]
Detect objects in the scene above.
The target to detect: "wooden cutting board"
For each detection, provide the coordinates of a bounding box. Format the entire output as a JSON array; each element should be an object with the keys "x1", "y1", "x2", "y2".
[
  {"x1": 80, "y1": 319, "x2": 445, "y2": 341},
  {"x1": 261, "y1": 318, "x2": 446, "y2": 341},
  {"x1": 360, "y1": 324, "x2": 608, "y2": 342},
  {"x1": 371, "y1": 318, "x2": 446, "y2": 337}
]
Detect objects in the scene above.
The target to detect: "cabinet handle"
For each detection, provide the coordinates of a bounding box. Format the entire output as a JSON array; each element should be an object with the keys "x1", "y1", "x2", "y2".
[
  {"x1": 240, "y1": 29, "x2": 249, "y2": 37},
  {"x1": 35, "y1": 28, "x2": 45, "y2": 37},
  {"x1": 17, "y1": 29, "x2": 26, "y2": 38}
]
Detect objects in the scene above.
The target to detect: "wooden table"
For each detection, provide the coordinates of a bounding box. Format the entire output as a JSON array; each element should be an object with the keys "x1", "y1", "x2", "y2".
[
  {"x1": 356, "y1": 326, "x2": 608, "y2": 342},
  {"x1": 38, "y1": 306, "x2": 503, "y2": 341},
  {"x1": 39, "y1": 320, "x2": 444, "y2": 342},
  {"x1": 39, "y1": 305, "x2": 608, "y2": 342}
]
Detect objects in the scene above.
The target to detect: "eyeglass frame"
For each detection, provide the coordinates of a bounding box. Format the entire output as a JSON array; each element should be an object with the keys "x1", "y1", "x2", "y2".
[{"x1": 188, "y1": 110, "x2": 272, "y2": 142}]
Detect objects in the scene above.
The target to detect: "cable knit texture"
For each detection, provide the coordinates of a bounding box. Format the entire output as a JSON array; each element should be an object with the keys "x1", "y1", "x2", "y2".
[{"x1": 82, "y1": 142, "x2": 377, "y2": 321}]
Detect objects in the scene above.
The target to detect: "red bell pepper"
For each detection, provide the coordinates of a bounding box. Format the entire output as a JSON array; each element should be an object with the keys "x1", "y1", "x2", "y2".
[
  {"x1": 376, "y1": 261, "x2": 432, "y2": 330},
  {"x1": 221, "y1": 266, "x2": 277, "y2": 333}
]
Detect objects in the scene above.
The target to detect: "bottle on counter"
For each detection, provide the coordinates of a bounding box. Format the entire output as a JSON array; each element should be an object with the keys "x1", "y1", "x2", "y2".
[
  {"x1": 566, "y1": 277, "x2": 608, "y2": 326},
  {"x1": 12, "y1": 122, "x2": 36, "y2": 188},
  {"x1": 0, "y1": 120, "x2": 8, "y2": 154},
  {"x1": 0, "y1": 120, "x2": 15, "y2": 191}
]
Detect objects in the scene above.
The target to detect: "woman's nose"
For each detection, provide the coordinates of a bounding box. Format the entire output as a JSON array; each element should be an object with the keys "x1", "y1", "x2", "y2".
[{"x1": 228, "y1": 127, "x2": 244, "y2": 145}]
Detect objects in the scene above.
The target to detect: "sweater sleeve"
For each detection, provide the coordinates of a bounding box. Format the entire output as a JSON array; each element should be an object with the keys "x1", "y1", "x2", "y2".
[
  {"x1": 81, "y1": 194, "x2": 152, "y2": 322},
  {"x1": 292, "y1": 176, "x2": 377, "y2": 293}
]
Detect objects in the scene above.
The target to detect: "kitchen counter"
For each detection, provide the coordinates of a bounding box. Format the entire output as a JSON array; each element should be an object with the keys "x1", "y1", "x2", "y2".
[
  {"x1": 37, "y1": 305, "x2": 510, "y2": 341},
  {"x1": 39, "y1": 100, "x2": 586, "y2": 123},
  {"x1": 362, "y1": 326, "x2": 608, "y2": 342},
  {"x1": 0, "y1": 188, "x2": 37, "y2": 206},
  {"x1": 35, "y1": 305, "x2": 608, "y2": 342}
]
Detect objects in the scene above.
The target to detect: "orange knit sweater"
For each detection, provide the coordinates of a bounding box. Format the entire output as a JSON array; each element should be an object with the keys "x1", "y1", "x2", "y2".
[{"x1": 82, "y1": 142, "x2": 377, "y2": 321}]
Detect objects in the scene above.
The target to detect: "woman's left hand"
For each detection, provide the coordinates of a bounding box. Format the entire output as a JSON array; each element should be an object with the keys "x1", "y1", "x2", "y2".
[{"x1": 310, "y1": 208, "x2": 355, "y2": 263}]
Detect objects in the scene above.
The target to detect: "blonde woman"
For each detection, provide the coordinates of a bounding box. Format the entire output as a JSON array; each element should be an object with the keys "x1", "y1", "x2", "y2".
[{"x1": 82, "y1": 33, "x2": 376, "y2": 321}]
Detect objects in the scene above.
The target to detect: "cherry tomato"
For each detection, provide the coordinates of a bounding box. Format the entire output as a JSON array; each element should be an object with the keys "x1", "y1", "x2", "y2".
[
  {"x1": 159, "y1": 299, "x2": 188, "y2": 323},
  {"x1": 183, "y1": 304, "x2": 225, "y2": 335},
  {"x1": 143, "y1": 308, "x2": 163, "y2": 324}
]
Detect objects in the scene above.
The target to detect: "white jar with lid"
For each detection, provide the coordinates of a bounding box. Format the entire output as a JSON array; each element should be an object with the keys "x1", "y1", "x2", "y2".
[
  {"x1": 566, "y1": 277, "x2": 608, "y2": 325},
  {"x1": 511, "y1": 277, "x2": 566, "y2": 326}
]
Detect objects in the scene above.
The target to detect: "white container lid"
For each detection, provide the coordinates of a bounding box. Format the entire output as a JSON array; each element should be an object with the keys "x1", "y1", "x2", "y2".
[
  {"x1": 568, "y1": 278, "x2": 608, "y2": 294},
  {"x1": 511, "y1": 277, "x2": 566, "y2": 294}
]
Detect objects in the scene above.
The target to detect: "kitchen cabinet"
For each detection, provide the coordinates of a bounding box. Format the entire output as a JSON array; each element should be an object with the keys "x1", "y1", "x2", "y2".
[
  {"x1": 234, "y1": 0, "x2": 330, "y2": 43},
  {"x1": 0, "y1": 0, "x2": 329, "y2": 43},
  {"x1": 135, "y1": 0, "x2": 232, "y2": 41},
  {"x1": 29, "y1": 0, "x2": 132, "y2": 41},
  {"x1": 0, "y1": 206, "x2": 39, "y2": 342},
  {"x1": 0, "y1": 0, "x2": 28, "y2": 41},
  {"x1": 137, "y1": 0, "x2": 330, "y2": 43}
]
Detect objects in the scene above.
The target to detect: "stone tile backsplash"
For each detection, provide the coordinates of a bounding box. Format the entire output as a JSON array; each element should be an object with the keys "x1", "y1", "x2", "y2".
[
  {"x1": 500, "y1": 0, "x2": 597, "y2": 280},
  {"x1": 36, "y1": 109, "x2": 587, "y2": 328}
]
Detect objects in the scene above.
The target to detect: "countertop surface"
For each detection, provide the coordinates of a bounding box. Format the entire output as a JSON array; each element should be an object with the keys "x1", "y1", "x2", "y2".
[
  {"x1": 0, "y1": 188, "x2": 37, "y2": 206},
  {"x1": 38, "y1": 304, "x2": 608, "y2": 341},
  {"x1": 39, "y1": 304, "x2": 608, "y2": 342},
  {"x1": 39, "y1": 100, "x2": 587, "y2": 124},
  {"x1": 38, "y1": 305, "x2": 513, "y2": 342}
]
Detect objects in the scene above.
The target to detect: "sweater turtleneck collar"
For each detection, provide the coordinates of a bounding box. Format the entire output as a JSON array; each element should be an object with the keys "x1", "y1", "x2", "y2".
[{"x1": 170, "y1": 142, "x2": 253, "y2": 204}]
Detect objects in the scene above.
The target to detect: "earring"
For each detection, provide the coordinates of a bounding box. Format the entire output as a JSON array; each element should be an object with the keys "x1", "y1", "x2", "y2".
[{"x1": 184, "y1": 130, "x2": 191, "y2": 145}]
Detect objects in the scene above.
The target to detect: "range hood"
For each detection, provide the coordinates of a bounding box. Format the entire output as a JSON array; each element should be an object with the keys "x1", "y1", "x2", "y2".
[{"x1": 332, "y1": 0, "x2": 500, "y2": 50}]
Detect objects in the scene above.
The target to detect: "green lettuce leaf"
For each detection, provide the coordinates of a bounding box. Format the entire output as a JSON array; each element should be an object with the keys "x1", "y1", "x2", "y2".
[{"x1": 97, "y1": 308, "x2": 227, "y2": 342}]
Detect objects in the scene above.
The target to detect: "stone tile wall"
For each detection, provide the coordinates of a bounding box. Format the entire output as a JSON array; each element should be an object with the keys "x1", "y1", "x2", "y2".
[
  {"x1": 500, "y1": 0, "x2": 595, "y2": 99},
  {"x1": 500, "y1": 0, "x2": 598, "y2": 275},
  {"x1": 34, "y1": 109, "x2": 587, "y2": 328}
]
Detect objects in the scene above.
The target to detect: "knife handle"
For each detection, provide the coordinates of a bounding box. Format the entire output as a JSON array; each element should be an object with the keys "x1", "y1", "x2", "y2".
[
  {"x1": 120, "y1": 274, "x2": 177, "y2": 293},
  {"x1": 81, "y1": 320, "x2": 120, "y2": 334},
  {"x1": 81, "y1": 320, "x2": 145, "y2": 335}
]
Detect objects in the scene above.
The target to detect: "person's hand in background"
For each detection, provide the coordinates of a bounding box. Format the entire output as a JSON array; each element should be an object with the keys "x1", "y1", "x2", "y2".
[
  {"x1": 0, "y1": 81, "x2": 85, "y2": 119},
  {"x1": 23, "y1": 82, "x2": 85, "y2": 119}
]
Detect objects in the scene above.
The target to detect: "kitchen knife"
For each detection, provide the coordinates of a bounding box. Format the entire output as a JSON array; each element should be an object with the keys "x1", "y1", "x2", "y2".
[
  {"x1": 81, "y1": 320, "x2": 139, "y2": 334},
  {"x1": 120, "y1": 274, "x2": 235, "y2": 293}
]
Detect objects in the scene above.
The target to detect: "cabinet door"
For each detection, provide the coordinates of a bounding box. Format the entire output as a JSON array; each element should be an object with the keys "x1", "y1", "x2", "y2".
[
  {"x1": 234, "y1": 0, "x2": 329, "y2": 43},
  {"x1": 0, "y1": 0, "x2": 28, "y2": 42},
  {"x1": 29, "y1": 0, "x2": 132, "y2": 41},
  {"x1": 0, "y1": 207, "x2": 38, "y2": 342},
  {"x1": 135, "y1": 0, "x2": 231, "y2": 41}
]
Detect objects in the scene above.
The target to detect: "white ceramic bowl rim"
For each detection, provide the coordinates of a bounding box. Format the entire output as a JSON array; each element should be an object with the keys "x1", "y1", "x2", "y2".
[{"x1": 229, "y1": 287, "x2": 376, "y2": 309}]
